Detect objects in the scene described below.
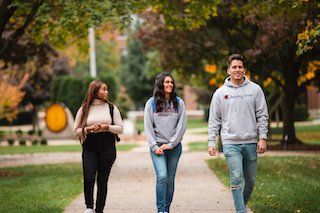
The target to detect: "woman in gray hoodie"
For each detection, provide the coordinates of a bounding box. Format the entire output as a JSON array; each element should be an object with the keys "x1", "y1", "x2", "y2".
[{"x1": 144, "y1": 72, "x2": 187, "y2": 213}]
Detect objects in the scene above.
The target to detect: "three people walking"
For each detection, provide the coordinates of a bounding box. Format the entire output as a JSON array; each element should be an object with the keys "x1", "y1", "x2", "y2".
[{"x1": 73, "y1": 54, "x2": 268, "y2": 213}]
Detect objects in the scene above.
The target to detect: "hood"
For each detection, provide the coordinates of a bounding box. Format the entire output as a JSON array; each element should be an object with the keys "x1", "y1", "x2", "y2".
[{"x1": 224, "y1": 76, "x2": 250, "y2": 88}]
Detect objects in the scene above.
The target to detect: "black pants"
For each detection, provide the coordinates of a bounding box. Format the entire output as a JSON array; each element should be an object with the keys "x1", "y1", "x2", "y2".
[{"x1": 82, "y1": 132, "x2": 116, "y2": 213}]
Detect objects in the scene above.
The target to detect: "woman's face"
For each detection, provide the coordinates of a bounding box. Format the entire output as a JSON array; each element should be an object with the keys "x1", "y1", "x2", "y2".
[
  {"x1": 163, "y1": 76, "x2": 174, "y2": 95},
  {"x1": 97, "y1": 83, "x2": 108, "y2": 101}
]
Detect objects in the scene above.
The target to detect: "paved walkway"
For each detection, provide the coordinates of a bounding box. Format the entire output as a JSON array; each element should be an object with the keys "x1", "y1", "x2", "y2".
[
  {"x1": 63, "y1": 146, "x2": 238, "y2": 213},
  {"x1": 1, "y1": 129, "x2": 319, "y2": 213}
]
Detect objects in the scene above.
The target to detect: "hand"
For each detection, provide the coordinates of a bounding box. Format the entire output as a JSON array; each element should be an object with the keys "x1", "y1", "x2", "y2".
[
  {"x1": 86, "y1": 125, "x2": 94, "y2": 133},
  {"x1": 154, "y1": 148, "x2": 164, "y2": 156},
  {"x1": 93, "y1": 124, "x2": 101, "y2": 132},
  {"x1": 86, "y1": 124, "x2": 101, "y2": 133},
  {"x1": 99, "y1": 123, "x2": 110, "y2": 131},
  {"x1": 257, "y1": 139, "x2": 267, "y2": 154},
  {"x1": 208, "y1": 147, "x2": 217, "y2": 156},
  {"x1": 160, "y1": 144, "x2": 170, "y2": 151}
]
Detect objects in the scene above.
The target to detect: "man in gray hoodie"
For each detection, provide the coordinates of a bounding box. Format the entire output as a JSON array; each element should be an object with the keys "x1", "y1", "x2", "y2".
[{"x1": 208, "y1": 53, "x2": 268, "y2": 213}]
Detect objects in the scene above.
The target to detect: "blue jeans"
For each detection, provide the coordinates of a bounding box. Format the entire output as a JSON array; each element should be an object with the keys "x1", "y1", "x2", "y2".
[
  {"x1": 223, "y1": 144, "x2": 257, "y2": 213},
  {"x1": 150, "y1": 143, "x2": 182, "y2": 213}
]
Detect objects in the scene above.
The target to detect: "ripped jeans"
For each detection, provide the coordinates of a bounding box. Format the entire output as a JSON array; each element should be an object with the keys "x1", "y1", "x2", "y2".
[{"x1": 223, "y1": 144, "x2": 257, "y2": 213}]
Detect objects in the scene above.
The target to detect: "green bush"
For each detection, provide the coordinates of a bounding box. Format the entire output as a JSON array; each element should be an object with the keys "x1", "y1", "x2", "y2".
[
  {"x1": 115, "y1": 92, "x2": 133, "y2": 119},
  {"x1": 37, "y1": 129, "x2": 42, "y2": 137},
  {"x1": 19, "y1": 139, "x2": 27, "y2": 146},
  {"x1": 40, "y1": 138, "x2": 47, "y2": 145},
  {"x1": 27, "y1": 130, "x2": 35, "y2": 136},
  {"x1": 0, "y1": 130, "x2": 4, "y2": 141},
  {"x1": 51, "y1": 76, "x2": 83, "y2": 115},
  {"x1": 7, "y1": 138, "x2": 15, "y2": 146},
  {"x1": 31, "y1": 139, "x2": 38, "y2": 146},
  {"x1": 51, "y1": 75, "x2": 118, "y2": 116},
  {"x1": 15, "y1": 129, "x2": 23, "y2": 137}
]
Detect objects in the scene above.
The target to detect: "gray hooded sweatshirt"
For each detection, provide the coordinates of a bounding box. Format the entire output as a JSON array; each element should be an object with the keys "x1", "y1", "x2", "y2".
[
  {"x1": 144, "y1": 97, "x2": 187, "y2": 151},
  {"x1": 208, "y1": 76, "x2": 269, "y2": 148}
]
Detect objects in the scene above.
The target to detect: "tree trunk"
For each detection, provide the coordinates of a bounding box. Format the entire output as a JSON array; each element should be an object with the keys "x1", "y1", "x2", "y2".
[
  {"x1": 32, "y1": 105, "x2": 37, "y2": 132},
  {"x1": 281, "y1": 94, "x2": 302, "y2": 148}
]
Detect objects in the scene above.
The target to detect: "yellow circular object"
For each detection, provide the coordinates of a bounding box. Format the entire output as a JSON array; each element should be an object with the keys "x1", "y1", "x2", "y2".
[{"x1": 45, "y1": 103, "x2": 68, "y2": 133}]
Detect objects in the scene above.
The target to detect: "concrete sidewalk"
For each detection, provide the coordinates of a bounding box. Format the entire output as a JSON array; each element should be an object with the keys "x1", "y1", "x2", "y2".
[
  {"x1": 64, "y1": 142, "x2": 242, "y2": 213},
  {"x1": 1, "y1": 130, "x2": 319, "y2": 212}
]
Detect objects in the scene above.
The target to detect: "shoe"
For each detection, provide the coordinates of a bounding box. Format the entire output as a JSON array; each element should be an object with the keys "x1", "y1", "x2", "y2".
[{"x1": 85, "y1": 209, "x2": 94, "y2": 213}]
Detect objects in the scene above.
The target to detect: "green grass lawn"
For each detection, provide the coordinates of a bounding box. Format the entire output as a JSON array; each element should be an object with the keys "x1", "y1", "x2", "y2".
[
  {"x1": 207, "y1": 156, "x2": 320, "y2": 213},
  {"x1": 188, "y1": 141, "x2": 209, "y2": 151},
  {"x1": 187, "y1": 123, "x2": 320, "y2": 150},
  {"x1": 188, "y1": 140, "x2": 320, "y2": 152},
  {"x1": 269, "y1": 124, "x2": 320, "y2": 144},
  {"x1": 0, "y1": 163, "x2": 83, "y2": 213},
  {"x1": 186, "y1": 118, "x2": 208, "y2": 129},
  {"x1": 0, "y1": 144, "x2": 138, "y2": 155}
]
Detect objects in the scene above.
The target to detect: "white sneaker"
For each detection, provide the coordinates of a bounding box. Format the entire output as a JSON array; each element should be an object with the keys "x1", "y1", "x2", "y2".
[{"x1": 85, "y1": 209, "x2": 94, "y2": 213}]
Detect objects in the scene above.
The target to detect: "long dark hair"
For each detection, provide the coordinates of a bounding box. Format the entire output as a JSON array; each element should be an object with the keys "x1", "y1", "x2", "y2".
[
  {"x1": 153, "y1": 72, "x2": 178, "y2": 112},
  {"x1": 77, "y1": 80, "x2": 108, "y2": 129}
]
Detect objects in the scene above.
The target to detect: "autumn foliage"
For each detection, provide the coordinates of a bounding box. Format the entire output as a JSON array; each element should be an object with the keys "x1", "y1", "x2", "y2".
[{"x1": 0, "y1": 74, "x2": 29, "y2": 122}]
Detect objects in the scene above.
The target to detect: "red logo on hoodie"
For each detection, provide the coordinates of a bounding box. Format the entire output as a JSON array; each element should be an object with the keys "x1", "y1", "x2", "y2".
[{"x1": 224, "y1": 95, "x2": 229, "y2": 99}]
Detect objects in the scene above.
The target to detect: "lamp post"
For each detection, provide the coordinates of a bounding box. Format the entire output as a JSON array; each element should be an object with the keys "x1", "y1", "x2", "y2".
[{"x1": 89, "y1": 27, "x2": 97, "y2": 78}]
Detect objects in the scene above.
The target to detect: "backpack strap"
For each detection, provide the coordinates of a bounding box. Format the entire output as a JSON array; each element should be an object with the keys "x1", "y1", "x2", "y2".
[
  {"x1": 151, "y1": 97, "x2": 155, "y2": 113},
  {"x1": 151, "y1": 96, "x2": 181, "y2": 113},
  {"x1": 108, "y1": 103, "x2": 120, "y2": 142},
  {"x1": 109, "y1": 103, "x2": 115, "y2": 125},
  {"x1": 175, "y1": 96, "x2": 181, "y2": 112}
]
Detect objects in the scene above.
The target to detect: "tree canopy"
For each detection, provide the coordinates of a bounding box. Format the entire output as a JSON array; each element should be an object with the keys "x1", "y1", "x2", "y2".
[
  {"x1": 0, "y1": 0, "x2": 219, "y2": 66},
  {"x1": 137, "y1": 0, "x2": 320, "y2": 146}
]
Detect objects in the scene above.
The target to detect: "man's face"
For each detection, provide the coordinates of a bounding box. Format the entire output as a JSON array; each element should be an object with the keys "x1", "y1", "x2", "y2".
[{"x1": 227, "y1": 60, "x2": 245, "y2": 84}]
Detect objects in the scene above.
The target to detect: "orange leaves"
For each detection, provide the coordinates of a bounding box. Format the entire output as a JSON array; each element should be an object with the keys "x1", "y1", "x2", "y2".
[
  {"x1": 297, "y1": 60, "x2": 320, "y2": 86},
  {"x1": 296, "y1": 18, "x2": 320, "y2": 55},
  {"x1": 205, "y1": 64, "x2": 217, "y2": 73},
  {"x1": 0, "y1": 74, "x2": 28, "y2": 122},
  {"x1": 205, "y1": 63, "x2": 225, "y2": 87},
  {"x1": 209, "y1": 78, "x2": 216, "y2": 86},
  {"x1": 263, "y1": 77, "x2": 273, "y2": 88}
]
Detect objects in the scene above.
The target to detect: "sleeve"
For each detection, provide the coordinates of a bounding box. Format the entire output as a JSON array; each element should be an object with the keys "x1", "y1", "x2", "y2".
[
  {"x1": 73, "y1": 107, "x2": 85, "y2": 138},
  {"x1": 168, "y1": 99, "x2": 187, "y2": 149},
  {"x1": 144, "y1": 98, "x2": 159, "y2": 151},
  {"x1": 208, "y1": 91, "x2": 222, "y2": 148},
  {"x1": 255, "y1": 86, "x2": 269, "y2": 140},
  {"x1": 108, "y1": 105, "x2": 123, "y2": 134}
]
